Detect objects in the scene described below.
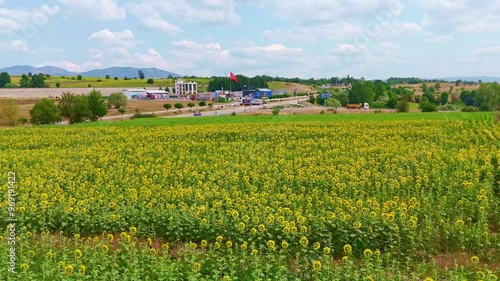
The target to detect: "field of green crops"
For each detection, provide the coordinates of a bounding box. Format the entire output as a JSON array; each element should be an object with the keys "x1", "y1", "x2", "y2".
[{"x1": 1, "y1": 113, "x2": 499, "y2": 280}]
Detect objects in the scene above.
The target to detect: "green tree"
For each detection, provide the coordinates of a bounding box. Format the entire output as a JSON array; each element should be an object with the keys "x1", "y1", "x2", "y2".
[
  {"x1": 440, "y1": 92, "x2": 449, "y2": 105},
  {"x1": 108, "y1": 92, "x2": 128, "y2": 109},
  {"x1": 31, "y1": 74, "x2": 47, "y2": 88},
  {"x1": 114, "y1": 77, "x2": 118, "y2": 81},
  {"x1": 0, "y1": 98, "x2": 19, "y2": 126},
  {"x1": 105, "y1": 74, "x2": 111, "y2": 79},
  {"x1": 187, "y1": 102, "x2": 195, "y2": 110},
  {"x1": 147, "y1": 78, "x2": 154, "y2": 84},
  {"x1": 17, "y1": 117, "x2": 28, "y2": 125},
  {"x1": 435, "y1": 82, "x2": 441, "y2": 91},
  {"x1": 349, "y1": 81, "x2": 374, "y2": 104},
  {"x1": 77, "y1": 75, "x2": 83, "y2": 81},
  {"x1": 0, "y1": 72, "x2": 11, "y2": 88},
  {"x1": 56, "y1": 82, "x2": 61, "y2": 88},
  {"x1": 420, "y1": 96, "x2": 438, "y2": 112},
  {"x1": 30, "y1": 98, "x2": 61, "y2": 125},
  {"x1": 199, "y1": 101, "x2": 207, "y2": 107},
  {"x1": 163, "y1": 103, "x2": 172, "y2": 113},
  {"x1": 58, "y1": 92, "x2": 90, "y2": 124},
  {"x1": 308, "y1": 94, "x2": 316, "y2": 104},
  {"x1": 174, "y1": 103, "x2": 184, "y2": 112},
  {"x1": 325, "y1": 98, "x2": 341, "y2": 107},
  {"x1": 138, "y1": 70, "x2": 145, "y2": 79},
  {"x1": 87, "y1": 90, "x2": 108, "y2": 121},
  {"x1": 118, "y1": 107, "x2": 126, "y2": 119}
]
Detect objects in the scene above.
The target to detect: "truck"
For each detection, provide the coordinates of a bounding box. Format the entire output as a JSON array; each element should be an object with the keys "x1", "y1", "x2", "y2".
[{"x1": 346, "y1": 103, "x2": 369, "y2": 109}]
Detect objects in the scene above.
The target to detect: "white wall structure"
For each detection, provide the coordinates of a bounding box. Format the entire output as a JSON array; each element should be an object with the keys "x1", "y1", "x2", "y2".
[{"x1": 123, "y1": 89, "x2": 147, "y2": 99}]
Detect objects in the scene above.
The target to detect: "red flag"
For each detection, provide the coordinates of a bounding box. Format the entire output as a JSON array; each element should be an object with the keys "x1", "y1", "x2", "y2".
[{"x1": 230, "y1": 72, "x2": 238, "y2": 82}]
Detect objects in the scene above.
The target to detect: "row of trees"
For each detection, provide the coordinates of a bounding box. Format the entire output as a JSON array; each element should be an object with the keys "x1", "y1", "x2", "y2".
[
  {"x1": 20, "y1": 73, "x2": 47, "y2": 88},
  {"x1": 207, "y1": 75, "x2": 269, "y2": 91},
  {"x1": 30, "y1": 90, "x2": 108, "y2": 125}
]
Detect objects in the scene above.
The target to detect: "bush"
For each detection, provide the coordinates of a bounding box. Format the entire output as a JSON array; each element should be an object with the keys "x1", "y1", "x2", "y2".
[
  {"x1": 272, "y1": 107, "x2": 280, "y2": 115},
  {"x1": 479, "y1": 103, "x2": 492, "y2": 112},
  {"x1": 17, "y1": 117, "x2": 28, "y2": 125},
  {"x1": 438, "y1": 104, "x2": 458, "y2": 111},
  {"x1": 420, "y1": 102, "x2": 438, "y2": 112},
  {"x1": 371, "y1": 102, "x2": 386, "y2": 109},
  {"x1": 461, "y1": 106, "x2": 479, "y2": 112},
  {"x1": 147, "y1": 79, "x2": 154, "y2": 84},
  {"x1": 396, "y1": 100, "x2": 410, "y2": 113},
  {"x1": 108, "y1": 93, "x2": 128, "y2": 109}
]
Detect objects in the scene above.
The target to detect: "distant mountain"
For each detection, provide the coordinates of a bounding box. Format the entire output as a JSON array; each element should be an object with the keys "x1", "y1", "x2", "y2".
[
  {"x1": 438, "y1": 76, "x2": 500, "y2": 83},
  {"x1": 0, "y1": 65, "x2": 76, "y2": 76},
  {"x1": 0, "y1": 65, "x2": 181, "y2": 78},
  {"x1": 80, "y1": 67, "x2": 181, "y2": 78}
]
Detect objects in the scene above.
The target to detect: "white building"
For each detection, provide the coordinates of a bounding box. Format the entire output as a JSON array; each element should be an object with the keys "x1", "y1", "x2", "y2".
[
  {"x1": 175, "y1": 80, "x2": 198, "y2": 98},
  {"x1": 123, "y1": 89, "x2": 147, "y2": 100}
]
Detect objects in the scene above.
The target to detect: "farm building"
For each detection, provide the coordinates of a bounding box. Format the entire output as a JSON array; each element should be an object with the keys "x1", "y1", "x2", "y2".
[
  {"x1": 146, "y1": 90, "x2": 169, "y2": 100},
  {"x1": 123, "y1": 89, "x2": 147, "y2": 99}
]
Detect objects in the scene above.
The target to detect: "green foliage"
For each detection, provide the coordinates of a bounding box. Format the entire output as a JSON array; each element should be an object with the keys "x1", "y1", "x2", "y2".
[
  {"x1": 0, "y1": 72, "x2": 11, "y2": 88},
  {"x1": 19, "y1": 73, "x2": 47, "y2": 88},
  {"x1": 437, "y1": 104, "x2": 458, "y2": 111},
  {"x1": 272, "y1": 107, "x2": 280, "y2": 115},
  {"x1": 118, "y1": 107, "x2": 126, "y2": 115},
  {"x1": 386, "y1": 77, "x2": 423, "y2": 85},
  {"x1": 163, "y1": 103, "x2": 172, "y2": 111},
  {"x1": 371, "y1": 102, "x2": 386, "y2": 109},
  {"x1": 108, "y1": 92, "x2": 128, "y2": 109},
  {"x1": 440, "y1": 92, "x2": 449, "y2": 105},
  {"x1": 17, "y1": 116, "x2": 28, "y2": 125},
  {"x1": 147, "y1": 79, "x2": 154, "y2": 84},
  {"x1": 218, "y1": 97, "x2": 228, "y2": 103},
  {"x1": 461, "y1": 106, "x2": 479, "y2": 112},
  {"x1": 58, "y1": 92, "x2": 91, "y2": 124},
  {"x1": 396, "y1": 100, "x2": 410, "y2": 112},
  {"x1": 199, "y1": 101, "x2": 207, "y2": 107},
  {"x1": 29, "y1": 98, "x2": 61, "y2": 125},
  {"x1": 138, "y1": 70, "x2": 145, "y2": 79},
  {"x1": 87, "y1": 90, "x2": 108, "y2": 121},
  {"x1": 325, "y1": 98, "x2": 341, "y2": 107},
  {"x1": 114, "y1": 77, "x2": 118, "y2": 81},
  {"x1": 187, "y1": 102, "x2": 195, "y2": 108},
  {"x1": 308, "y1": 94, "x2": 316, "y2": 104},
  {"x1": 106, "y1": 74, "x2": 111, "y2": 79},
  {"x1": 55, "y1": 82, "x2": 61, "y2": 88},
  {"x1": 207, "y1": 75, "x2": 269, "y2": 91},
  {"x1": 420, "y1": 97, "x2": 438, "y2": 112},
  {"x1": 77, "y1": 75, "x2": 82, "y2": 80},
  {"x1": 387, "y1": 96, "x2": 398, "y2": 109},
  {"x1": 174, "y1": 103, "x2": 184, "y2": 110},
  {"x1": 348, "y1": 81, "x2": 375, "y2": 104}
]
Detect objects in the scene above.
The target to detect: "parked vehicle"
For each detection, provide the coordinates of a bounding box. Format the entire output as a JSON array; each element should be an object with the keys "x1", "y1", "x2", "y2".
[{"x1": 194, "y1": 111, "x2": 202, "y2": 116}]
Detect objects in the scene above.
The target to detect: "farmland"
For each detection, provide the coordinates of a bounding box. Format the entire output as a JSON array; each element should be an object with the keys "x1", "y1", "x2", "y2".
[{"x1": 1, "y1": 113, "x2": 499, "y2": 280}]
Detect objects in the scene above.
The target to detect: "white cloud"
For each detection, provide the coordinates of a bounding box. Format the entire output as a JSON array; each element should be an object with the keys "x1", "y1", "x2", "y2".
[
  {"x1": 88, "y1": 29, "x2": 136, "y2": 48},
  {"x1": 425, "y1": 34, "x2": 454, "y2": 43},
  {"x1": 0, "y1": 40, "x2": 29, "y2": 52},
  {"x1": 472, "y1": 46, "x2": 500, "y2": 56},
  {"x1": 0, "y1": 4, "x2": 59, "y2": 35},
  {"x1": 56, "y1": 0, "x2": 125, "y2": 20},
  {"x1": 419, "y1": 0, "x2": 500, "y2": 32},
  {"x1": 170, "y1": 40, "x2": 231, "y2": 73},
  {"x1": 273, "y1": 0, "x2": 403, "y2": 22},
  {"x1": 36, "y1": 61, "x2": 83, "y2": 72},
  {"x1": 130, "y1": 0, "x2": 240, "y2": 25},
  {"x1": 85, "y1": 47, "x2": 170, "y2": 70},
  {"x1": 140, "y1": 18, "x2": 183, "y2": 35}
]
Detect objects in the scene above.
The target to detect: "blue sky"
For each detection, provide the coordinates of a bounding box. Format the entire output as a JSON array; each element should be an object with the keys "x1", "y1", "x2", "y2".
[{"x1": 0, "y1": 0, "x2": 499, "y2": 79}]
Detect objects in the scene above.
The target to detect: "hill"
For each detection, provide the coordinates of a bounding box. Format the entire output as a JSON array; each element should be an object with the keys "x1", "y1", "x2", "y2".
[
  {"x1": 80, "y1": 67, "x2": 181, "y2": 78},
  {"x1": 0, "y1": 65, "x2": 76, "y2": 76},
  {"x1": 438, "y1": 76, "x2": 500, "y2": 83},
  {"x1": 0, "y1": 65, "x2": 181, "y2": 78}
]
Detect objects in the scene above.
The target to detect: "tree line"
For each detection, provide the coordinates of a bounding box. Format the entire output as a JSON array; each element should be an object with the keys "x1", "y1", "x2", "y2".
[{"x1": 207, "y1": 75, "x2": 269, "y2": 92}]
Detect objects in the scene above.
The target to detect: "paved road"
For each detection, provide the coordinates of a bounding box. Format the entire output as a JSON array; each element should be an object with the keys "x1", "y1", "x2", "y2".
[
  {"x1": 163, "y1": 97, "x2": 309, "y2": 118},
  {"x1": 56, "y1": 97, "x2": 308, "y2": 124}
]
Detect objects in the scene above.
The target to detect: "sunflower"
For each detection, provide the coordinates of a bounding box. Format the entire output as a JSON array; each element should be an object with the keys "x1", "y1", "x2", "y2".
[
  {"x1": 102, "y1": 245, "x2": 109, "y2": 252},
  {"x1": 423, "y1": 278, "x2": 433, "y2": 281},
  {"x1": 343, "y1": 244, "x2": 352, "y2": 254},
  {"x1": 80, "y1": 265, "x2": 86, "y2": 275},
  {"x1": 20, "y1": 263, "x2": 29, "y2": 270},
  {"x1": 366, "y1": 276, "x2": 375, "y2": 281},
  {"x1": 323, "y1": 247, "x2": 331, "y2": 255},
  {"x1": 471, "y1": 256, "x2": 480, "y2": 263},
  {"x1": 313, "y1": 242, "x2": 321, "y2": 250},
  {"x1": 193, "y1": 262, "x2": 201, "y2": 271},
  {"x1": 201, "y1": 240, "x2": 208, "y2": 247},
  {"x1": 281, "y1": 241, "x2": 289, "y2": 250},
  {"x1": 74, "y1": 249, "x2": 83, "y2": 259},
  {"x1": 64, "y1": 265, "x2": 74, "y2": 275},
  {"x1": 299, "y1": 236, "x2": 309, "y2": 247},
  {"x1": 312, "y1": 260, "x2": 322, "y2": 272},
  {"x1": 476, "y1": 271, "x2": 485, "y2": 279},
  {"x1": 129, "y1": 226, "x2": 138, "y2": 234},
  {"x1": 190, "y1": 242, "x2": 197, "y2": 250},
  {"x1": 226, "y1": 241, "x2": 233, "y2": 248},
  {"x1": 107, "y1": 234, "x2": 114, "y2": 241},
  {"x1": 364, "y1": 249, "x2": 373, "y2": 257}
]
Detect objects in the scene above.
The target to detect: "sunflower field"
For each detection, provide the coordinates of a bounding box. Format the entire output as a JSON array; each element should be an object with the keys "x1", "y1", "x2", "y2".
[{"x1": 1, "y1": 114, "x2": 499, "y2": 280}]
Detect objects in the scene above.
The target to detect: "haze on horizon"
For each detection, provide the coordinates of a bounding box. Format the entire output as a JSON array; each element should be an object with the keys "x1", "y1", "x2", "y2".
[{"x1": 0, "y1": 0, "x2": 499, "y2": 80}]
